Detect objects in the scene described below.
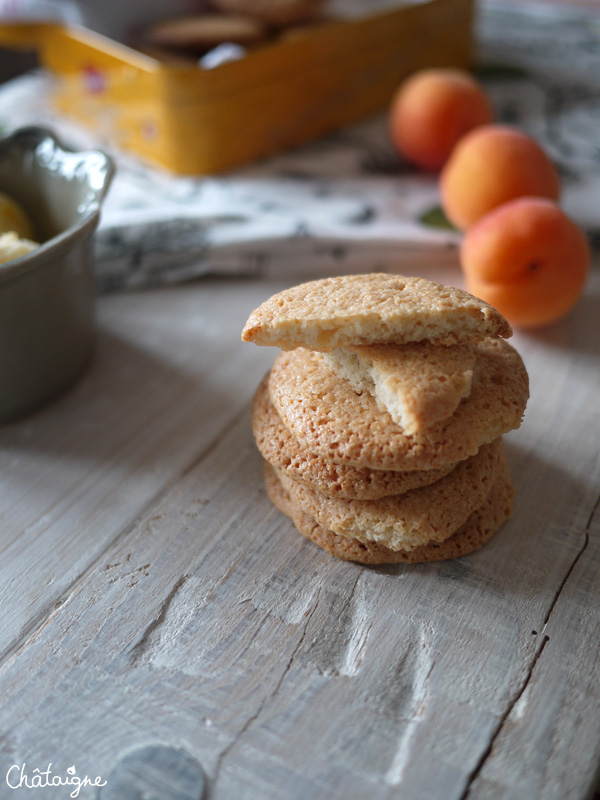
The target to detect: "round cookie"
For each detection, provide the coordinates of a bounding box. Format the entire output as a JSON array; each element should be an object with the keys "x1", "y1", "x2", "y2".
[
  {"x1": 268, "y1": 339, "x2": 528, "y2": 471},
  {"x1": 252, "y1": 375, "x2": 457, "y2": 499},
  {"x1": 210, "y1": 0, "x2": 325, "y2": 26},
  {"x1": 146, "y1": 14, "x2": 267, "y2": 50},
  {"x1": 264, "y1": 456, "x2": 515, "y2": 565},
  {"x1": 277, "y1": 439, "x2": 503, "y2": 551},
  {"x1": 242, "y1": 273, "x2": 512, "y2": 350}
]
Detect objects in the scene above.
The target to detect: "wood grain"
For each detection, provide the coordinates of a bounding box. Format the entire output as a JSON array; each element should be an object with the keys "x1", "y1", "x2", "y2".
[
  {"x1": 0, "y1": 280, "x2": 278, "y2": 661},
  {"x1": 99, "y1": 745, "x2": 206, "y2": 800},
  {"x1": 0, "y1": 271, "x2": 598, "y2": 799}
]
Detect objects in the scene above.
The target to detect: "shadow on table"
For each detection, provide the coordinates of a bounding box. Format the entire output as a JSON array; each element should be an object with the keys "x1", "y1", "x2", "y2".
[
  {"x1": 370, "y1": 439, "x2": 591, "y2": 607},
  {"x1": 516, "y1": 274, "x2": 600, "y2": 358},
  {"x1": 0, "y1": 326, "x2": 244, "y2": 469}
]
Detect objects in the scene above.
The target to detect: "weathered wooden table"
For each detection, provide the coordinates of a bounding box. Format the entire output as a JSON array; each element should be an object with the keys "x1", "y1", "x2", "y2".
[{"x1": 0, "y1": 263, "x2": 599, "y2": 800}]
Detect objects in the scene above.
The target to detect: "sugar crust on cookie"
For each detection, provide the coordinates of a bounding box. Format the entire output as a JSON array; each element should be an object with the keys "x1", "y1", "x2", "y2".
[
  {"x1": 252, "y1": 374, "x2": 457, "y2": 499},
  {"x1": 268, "y1": 339, "x2": 528, "y2": 471},
  {"x1": 323, "y1": 341, "x2": 475, "y2": 433},
  {"x1": 264, "y1": 454, "x2": 514, "y2": 565},
  {"x1": 276, "y1": 439, "x2": 503, "y2": 551}
]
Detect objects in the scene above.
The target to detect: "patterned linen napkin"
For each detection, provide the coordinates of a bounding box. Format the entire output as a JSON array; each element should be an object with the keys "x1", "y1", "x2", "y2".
[{"x1": 0, "y1": 0, "x2": 597, "y2": 292}]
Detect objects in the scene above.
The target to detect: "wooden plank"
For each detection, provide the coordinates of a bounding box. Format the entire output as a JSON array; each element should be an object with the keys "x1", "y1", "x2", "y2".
[
  {"x1": 0, "y1": 279, "x2": 281, "y2": 663},
  {"x1": 0, "y1": 417, "x2": 595, "y2": 798},
  {"x1": 0, "y1": 271, "x2": 598, "y2": 799},
  {"x1": 466, "y1": 506, "x2": 600, "y2": 799}
]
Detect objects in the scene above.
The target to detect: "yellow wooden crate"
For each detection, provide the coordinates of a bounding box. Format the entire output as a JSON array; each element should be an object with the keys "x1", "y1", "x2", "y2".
[{"x1": 0, "y1": 0, "x2": 474, "y2": 174}]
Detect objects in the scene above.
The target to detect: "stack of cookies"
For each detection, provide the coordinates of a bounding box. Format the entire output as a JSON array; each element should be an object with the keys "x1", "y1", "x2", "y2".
[{"x1": 242, "y1": 274, "x2": 529, "y2": 565}]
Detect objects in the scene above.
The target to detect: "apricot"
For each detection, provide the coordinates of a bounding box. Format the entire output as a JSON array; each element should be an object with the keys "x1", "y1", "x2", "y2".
[
  {"x1": 461, "y1": 197, "x2": 590, "y2": 327},
  {"x1": 440, "y1": 125, "x2": 560, "y2": 229},
  {"x1": 389, "y1": 68, "x2": 493, "y2": 171}
]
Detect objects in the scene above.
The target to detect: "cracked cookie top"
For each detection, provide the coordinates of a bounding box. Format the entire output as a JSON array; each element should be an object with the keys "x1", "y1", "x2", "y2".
[{"x1": 242, "y1": 273, "x2": 512, "y2": 351}]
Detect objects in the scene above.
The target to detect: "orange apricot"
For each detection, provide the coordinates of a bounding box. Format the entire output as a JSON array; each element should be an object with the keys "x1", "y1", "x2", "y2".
[
  {"x1": 460, "y1": 197, "x2": 590, "y2": 327},
  {"x1": 389, "y1": 68, "x2": 493, "y2": 171},
  {"x1": 440, "y1": 125, "x2": 560, "y2": 229}
]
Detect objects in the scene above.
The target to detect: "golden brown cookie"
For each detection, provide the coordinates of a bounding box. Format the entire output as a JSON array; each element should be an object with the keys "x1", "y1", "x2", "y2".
[
  {"x1": 146, "y1": 14, "x2": 266, "y2": 50},
  {"x1": 136, "y1": 44, "x2": 200, "y2": 65},
  {"x1": 264, "y1": 455, "x2": 515, "y2": 564},
  {"x1": 252, "y1": 375, "x2": 457, "y2": 499},
  {"x1": 277, "y1": 439, "x2": 503, "y2": 551},
  {"x1": 268, "y1": 339, "x2": 528, "y2": 471},
  {"x1": 242, "y1": 273, "x2": 512, "y2": 350},
  {"x1": 210, "y1": 0, "x2": 325, "y2": 26},
  {"x1": 323, "y1": 341, "x2": 475, "y2": 433}
]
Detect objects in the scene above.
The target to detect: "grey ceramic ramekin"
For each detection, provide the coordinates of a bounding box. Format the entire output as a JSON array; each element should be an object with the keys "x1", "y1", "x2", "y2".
[{"x1": 0, "y1": 126, "x2": 114, "y2": 423}]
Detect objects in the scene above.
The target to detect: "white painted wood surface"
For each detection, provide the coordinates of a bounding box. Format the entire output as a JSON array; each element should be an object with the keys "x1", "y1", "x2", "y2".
[{"x1": 0, "y1": 268, "x2": 598, "y2": 800}]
